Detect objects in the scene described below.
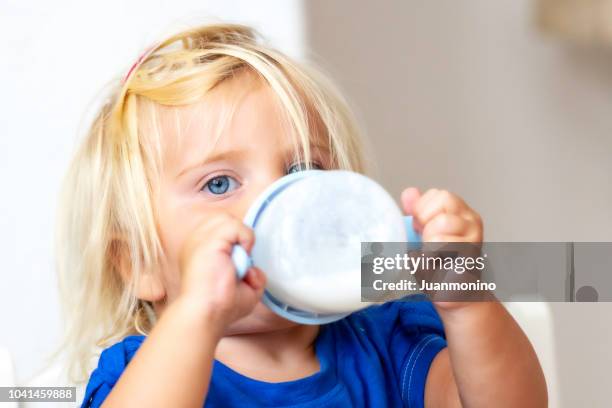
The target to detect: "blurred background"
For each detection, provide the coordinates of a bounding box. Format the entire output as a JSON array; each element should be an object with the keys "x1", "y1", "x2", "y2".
[{"x1": 1, "y1": 1, "x2": 611, "y2": 407}]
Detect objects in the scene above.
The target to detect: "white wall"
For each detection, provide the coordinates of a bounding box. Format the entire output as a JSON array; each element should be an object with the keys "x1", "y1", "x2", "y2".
[
  {"x1": 305, "y1": 0, "x2": 612, "y2": 242},
  {"x1": 304, "y1": 1, "x2": 612, "y2": 407},
  {"x1": 0, "y1": 0, "x2": 304, "y2": 383}
]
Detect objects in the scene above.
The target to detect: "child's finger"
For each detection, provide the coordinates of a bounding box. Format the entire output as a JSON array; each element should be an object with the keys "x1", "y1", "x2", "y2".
[
  {"x1": 415, "y1": 190, "x2": 464, "y2": 227},
  {"x1": 243, "y1": 267, "x2": 267, "y2": 290},
  {"x1": 236, "y1": 268, "x2": 266, "y2": 313},
  {"x1": 407, "y1": 188, "x2": 440, "y2": 231},
  {"x1": 400, "y1": 187, "x2": 421, "y2": 215},
  {"x1": 207, "y1": 216, "x2": 255, "y2": 253},
  {"x1": 415, "y1": 188, "x2": 440, "y2": 210},
  {"x1": 422, "y1": 213, "x2": 468, "y2": 240},
  {"x1": 412, "y1": 188, "x2": 439, "y2": 225},
  {"x1": 427, "y1": 235, "x2": 468, "y2": 243}
]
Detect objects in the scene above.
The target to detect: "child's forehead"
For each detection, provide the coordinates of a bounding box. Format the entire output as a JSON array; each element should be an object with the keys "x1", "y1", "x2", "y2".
[{"x1": 152, "y1": 73, "x2": 325, "y2": 172}]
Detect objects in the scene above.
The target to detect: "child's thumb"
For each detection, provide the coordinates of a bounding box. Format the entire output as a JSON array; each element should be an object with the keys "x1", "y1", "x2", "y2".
[{"x1": 400, "y1": 187, "x2": 421, "y2": 215}]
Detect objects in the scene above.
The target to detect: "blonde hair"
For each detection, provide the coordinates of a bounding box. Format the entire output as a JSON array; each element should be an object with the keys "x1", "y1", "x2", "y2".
[{"x1": 56, "y1": 23, "x2": 366, "y2": 381}]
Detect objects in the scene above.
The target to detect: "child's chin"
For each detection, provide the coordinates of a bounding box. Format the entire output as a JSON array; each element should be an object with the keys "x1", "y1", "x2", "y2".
[{"x1": 224, "y1": 302, "x2": 300, "y2": 335}]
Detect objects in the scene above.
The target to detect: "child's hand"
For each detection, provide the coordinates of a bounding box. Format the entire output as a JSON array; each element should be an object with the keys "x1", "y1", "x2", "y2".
[
  {"x1": 401, "y1": 187, "x2": 484, "y2": 310},
  {"x1": 401, "y1": 187, "x2": 483, "y2": 243},
  {"x1": 178, "y1": 213, "x2": 266, "y2": 332}
]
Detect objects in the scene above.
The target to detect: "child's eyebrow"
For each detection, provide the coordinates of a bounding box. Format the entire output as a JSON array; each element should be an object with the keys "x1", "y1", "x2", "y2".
[
  {"x1": 176, "y1": 142, "x2": 331, "y2": 178},
  {"x1": 282, "y1": 142, "x2": 332, "y2": 165},
  {"x1": 176, "y1": 148, "x2": 248, "y2": 178},
  {"x1": 290, "y1": 142, "x2": 331, "y2": 156}
]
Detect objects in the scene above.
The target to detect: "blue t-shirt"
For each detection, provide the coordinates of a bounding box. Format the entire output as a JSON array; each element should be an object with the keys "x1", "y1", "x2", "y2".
[{"x1": 82, "y1": 298, "x2": 446, "y2": 407}]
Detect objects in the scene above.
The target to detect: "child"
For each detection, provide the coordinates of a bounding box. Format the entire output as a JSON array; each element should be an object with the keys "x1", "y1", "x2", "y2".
[{"x1": 57, "y1": 24, "x2": 547, "y2": 407}]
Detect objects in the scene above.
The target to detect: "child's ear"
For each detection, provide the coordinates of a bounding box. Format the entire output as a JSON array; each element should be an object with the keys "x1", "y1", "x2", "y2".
[
  {"x1": 134, "y1": 271, "x2": 166, "y2": 302},
  {"x1": 110, "y1": 236, "x2": 167, "y2": 302}
]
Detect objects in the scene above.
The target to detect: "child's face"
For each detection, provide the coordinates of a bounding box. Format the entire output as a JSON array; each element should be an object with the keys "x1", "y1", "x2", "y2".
[{"x1": 151, "y1": 73, "x2": 330, "y2": 334}]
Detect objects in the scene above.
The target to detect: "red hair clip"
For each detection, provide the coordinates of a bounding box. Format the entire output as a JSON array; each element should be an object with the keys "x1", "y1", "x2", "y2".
[{"x1": 122, "y1": 44, "x2": 159, "y2": 84}]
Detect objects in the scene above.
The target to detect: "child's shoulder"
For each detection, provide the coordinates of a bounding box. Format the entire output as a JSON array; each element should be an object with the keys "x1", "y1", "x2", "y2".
[
  {"x1": 97, "y1": 335, "x2": 145, "y2": 370},
  {"x1": 81, "y1": 335, "x2": 145, "y2": 407}
]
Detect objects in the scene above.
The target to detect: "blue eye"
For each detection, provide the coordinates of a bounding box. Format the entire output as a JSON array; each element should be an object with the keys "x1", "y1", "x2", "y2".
[
  {"x1": 202, "y1": 175, "x2": 239, "y2": 195},
  {"x1": 287, "y1": 162, "x2": 322, "y2": 174}
]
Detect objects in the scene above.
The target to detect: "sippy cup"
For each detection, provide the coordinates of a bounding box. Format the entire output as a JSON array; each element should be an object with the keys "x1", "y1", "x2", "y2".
[{"x1": 231, "y1": 170, "x2": 421, "y2": 324}]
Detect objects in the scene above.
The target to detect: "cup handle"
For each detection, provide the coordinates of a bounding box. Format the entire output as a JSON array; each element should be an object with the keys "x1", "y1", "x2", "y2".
[
  {"x1": 404, "y1": 215, "x2": 422, "y2": 247},
  {"x1": 231, "y1": 245, "x2": 252, "y2": 279}
]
